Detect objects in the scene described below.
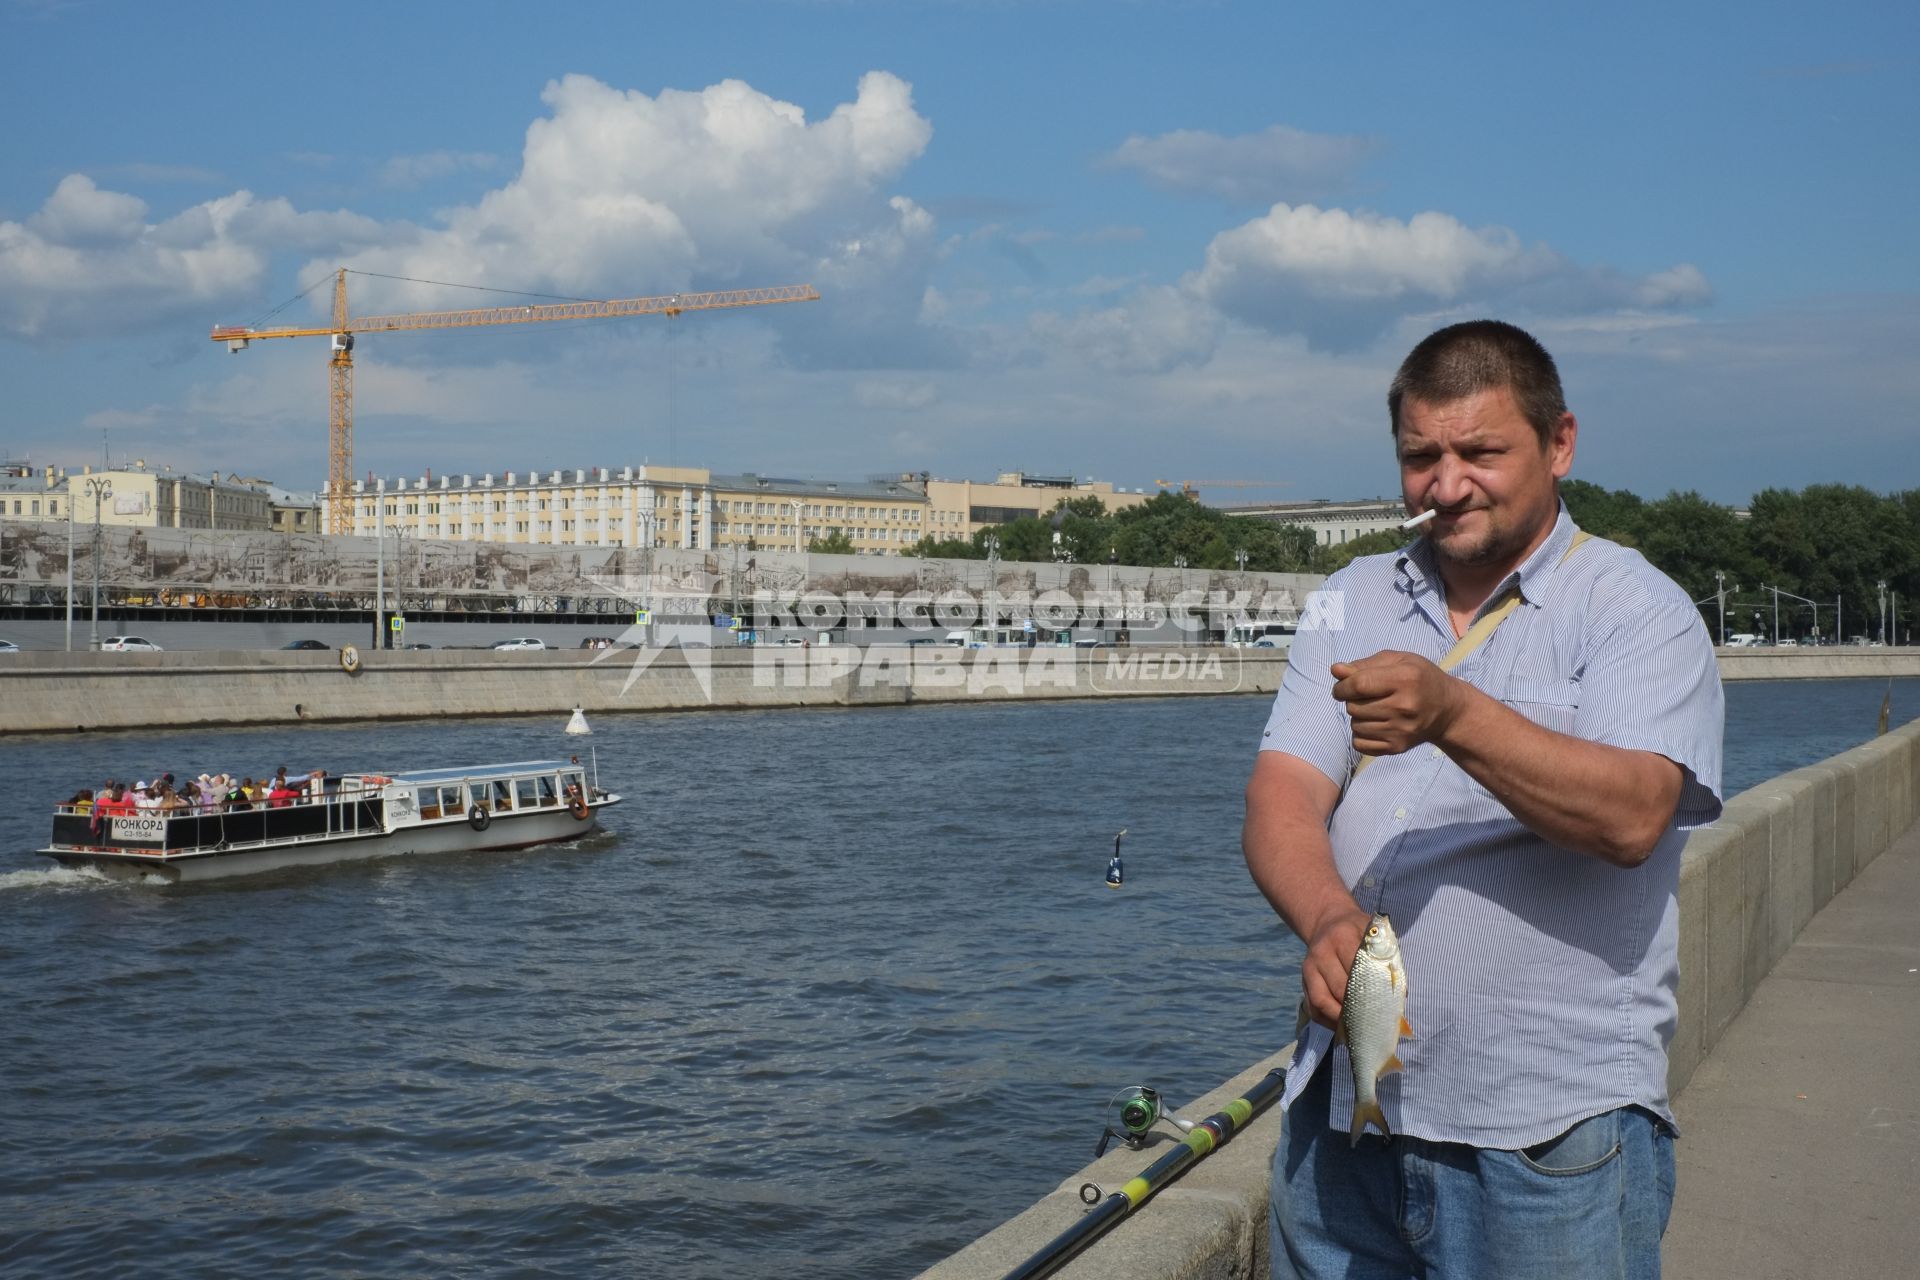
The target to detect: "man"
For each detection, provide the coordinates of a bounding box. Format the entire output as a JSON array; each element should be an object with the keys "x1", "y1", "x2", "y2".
[{"x1": 1244, "y1": 320, "x2": 1723, "y2": 1278}]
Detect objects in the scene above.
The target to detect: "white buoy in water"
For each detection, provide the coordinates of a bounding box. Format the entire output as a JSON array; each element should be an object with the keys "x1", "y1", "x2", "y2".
[{"x1": 565, "y1": 706, "x2": 592, "y2": 736}]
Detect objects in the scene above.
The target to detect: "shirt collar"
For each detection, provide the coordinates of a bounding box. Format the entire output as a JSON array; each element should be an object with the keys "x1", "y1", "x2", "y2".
[{"x1": 1396, "y1": 501, "x2": 1579, "y2": 611}]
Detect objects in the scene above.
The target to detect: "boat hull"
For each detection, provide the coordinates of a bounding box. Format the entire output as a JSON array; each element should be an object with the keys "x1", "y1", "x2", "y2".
[{"x1": 42, "y1": 800, "x2": 616, "y2": 884}]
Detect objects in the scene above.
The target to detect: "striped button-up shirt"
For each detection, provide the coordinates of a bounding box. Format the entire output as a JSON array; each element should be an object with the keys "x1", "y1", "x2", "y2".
[{"x1": 1261, "y1": 506, "x2": 1723, "y2": 1148}]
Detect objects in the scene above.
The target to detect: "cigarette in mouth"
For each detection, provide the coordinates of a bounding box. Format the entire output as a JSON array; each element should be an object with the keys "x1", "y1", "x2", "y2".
[{"x1": 1400, "y1": 509, "x2": 1438, "y2": 530}]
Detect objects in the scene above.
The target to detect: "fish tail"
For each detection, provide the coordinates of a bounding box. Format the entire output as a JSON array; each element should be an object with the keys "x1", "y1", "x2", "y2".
[{"x1": 1349, "y1": 1098, "x2": 1390, "y2": 1147}]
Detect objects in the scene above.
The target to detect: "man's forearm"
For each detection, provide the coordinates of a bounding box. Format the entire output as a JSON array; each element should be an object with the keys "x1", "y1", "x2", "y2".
[
  {"x1": 1243, "y1": 754, "x2": 1372, "y2": 1026},
  {"x1": 1243, "y1": 795, "x2": 1349, "y2": 942},
  {"x1": 1438, "y1": 684, "x2": 1682, "y2": 867}
]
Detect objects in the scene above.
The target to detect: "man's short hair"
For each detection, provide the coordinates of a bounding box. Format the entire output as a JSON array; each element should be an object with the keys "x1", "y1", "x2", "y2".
[{"x1": 1388, "y1": 320, "x2": 1567, "y2": 446}]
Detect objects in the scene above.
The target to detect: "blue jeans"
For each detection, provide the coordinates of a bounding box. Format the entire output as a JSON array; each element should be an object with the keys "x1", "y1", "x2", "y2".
[{"x1": 1270, "y1": 1061, "x2": 1675, "y2": 1279}]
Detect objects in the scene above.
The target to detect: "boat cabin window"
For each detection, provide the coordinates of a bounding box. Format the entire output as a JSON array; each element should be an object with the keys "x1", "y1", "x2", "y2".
[
  {"x1": 439, "y1": 785, "x2": 465, "y2": 816},
  {"x1": 538, "y1": 776, "x2": 559, "y2": 805},
  {"x1": 491, "y1": 779, "x2": 514, "y2": 811},
  {"x1": 562, "y1": 771, "x2": 586, "y2": 800},
  {"x1": 516, "y1": 778, "x2": 540, "y2": 808}
]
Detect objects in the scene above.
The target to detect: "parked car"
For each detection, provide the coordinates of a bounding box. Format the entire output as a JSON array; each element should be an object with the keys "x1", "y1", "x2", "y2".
[
  {"x1": 402, "y1": 642, "x2": 433, "y2": 650},
  {"x1": 491, "y1": 637, "x2": 546, "y2": 651},
  {"x1": 100, "y1": 636, "x2": 162, "y2": 652},
  {"x1": 280, "y1": 639, "x2": 330, "y2": 651},
  {"x1": 0, "y1": 639, "x2": 20, "y2": 653}
]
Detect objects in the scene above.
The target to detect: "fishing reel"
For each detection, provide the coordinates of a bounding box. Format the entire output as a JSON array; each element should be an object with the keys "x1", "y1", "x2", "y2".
[{"x1": 1092, "y1": 1085, "x2": 1195, "y2": 1158}]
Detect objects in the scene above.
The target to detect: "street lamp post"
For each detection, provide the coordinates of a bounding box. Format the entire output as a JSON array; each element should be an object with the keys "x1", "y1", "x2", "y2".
[
  {"x1": 1878, "y1": 580, "x2": 1888, "y2": 644},
  {"x1": 1720, "y1": 571, "x2": 1735, "y2": 652},
  {"x1": 1769, "y1": 584, "x2": 1822, "y2": 645},
  {"x1": 374, "y1": 520, "x2": 386, "y2": 649},
  {"x1": 64, "y1": 495, "x2": 74, "y2": 652},
  {"x1": 789, "y1": 499, "x2": 805, "y2": 555},
  {"x1": 84, "y1": 476, "x2": 112, "y2": 651}
]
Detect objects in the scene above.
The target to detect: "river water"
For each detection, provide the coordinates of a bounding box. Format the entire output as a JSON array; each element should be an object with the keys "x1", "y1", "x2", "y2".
[{"x1": 2, "y1": 678, "x2": 1915, "y2": 1278}]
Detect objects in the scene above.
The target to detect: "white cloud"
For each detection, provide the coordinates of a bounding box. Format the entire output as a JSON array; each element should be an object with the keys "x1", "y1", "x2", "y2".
[
  {"x1": 853, "y1": 379, "x2": 939, "y2": 411},
  {"x1": 0, "y1": 72, "x2": 939, "y2": 366},
  {"x1": 0, "y1": 175, "x2": 396, "y2": 340},
  {"x1": 380, "y1": 150, "x2": 500, "y2": 188},
  {"x1": 1187, "y1": 203, "x2": 1711, "y2": 350},
  {"x1": 1029, "y1": 284, "x2": 1218, "y2": 374},
  {"x1": 331, "y1": 71, "x2": 934, "y2": 315},
  {"x1": 1101, "y1": 125, "x2": 1382, "y2": 204}
]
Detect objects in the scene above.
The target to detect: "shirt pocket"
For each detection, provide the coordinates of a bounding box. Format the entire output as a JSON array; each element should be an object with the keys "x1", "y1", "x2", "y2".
[
  {"x1": 1501, "y1": 677, "x2": 1580, "y2": 735},
  {"x1": 1461, "y1": 677, "x2": 1580, "y2": 805}
]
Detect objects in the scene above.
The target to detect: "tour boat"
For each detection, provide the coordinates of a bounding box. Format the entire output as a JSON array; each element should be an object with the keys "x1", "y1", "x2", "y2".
[{"x1": 41, "y1": 760, "x2": 618, "y2": 883}]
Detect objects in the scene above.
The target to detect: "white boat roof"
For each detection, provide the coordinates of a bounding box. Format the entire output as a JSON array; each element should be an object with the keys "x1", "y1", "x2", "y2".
[{"x1": 386, "y1": 761, "x2": 583, "y2": 786}]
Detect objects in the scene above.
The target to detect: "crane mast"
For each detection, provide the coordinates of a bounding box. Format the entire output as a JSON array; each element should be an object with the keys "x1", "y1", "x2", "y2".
[{"x1": 212, "y1": 269, "x2": 821, "y2": 534}]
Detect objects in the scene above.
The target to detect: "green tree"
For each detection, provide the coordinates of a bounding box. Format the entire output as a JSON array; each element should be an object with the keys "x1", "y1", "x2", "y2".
[
  {"x1": 808, "y1": 529, "x2": 855, "y2": 555},
  {"x1": 906, "y1": 534, "x2": 980, "y2": 559},
  {"x1": 1560, "y1": 479, "x2": 1645, "y2": 546},
  {"x1": 1312, "y1": 528, "x2": 1413, "y2": 574},
  {"x1": 1634, "y1": 491, "x2": 1760, "y2": 605}
]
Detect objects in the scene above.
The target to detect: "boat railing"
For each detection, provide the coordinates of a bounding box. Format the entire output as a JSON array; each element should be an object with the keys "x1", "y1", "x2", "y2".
[{"x1": 49, "y1": 783, "x2": 391, "y2": 856}]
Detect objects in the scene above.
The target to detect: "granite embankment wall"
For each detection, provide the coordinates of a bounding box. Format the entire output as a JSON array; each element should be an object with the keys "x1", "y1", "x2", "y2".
[
  {"x1": 3, "y1": 647, "x2": 1916, "y2": 736},
  {"x1": 0, "y1": 647, "x2": 1284, "y2": 735},
  {"x1": 917, "y1": 718, "x2": 1920, "y2": 1280}
]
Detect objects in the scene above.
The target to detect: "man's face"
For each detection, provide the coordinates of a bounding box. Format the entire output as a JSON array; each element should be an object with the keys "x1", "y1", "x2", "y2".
[{"x1": 1396, "y1": 385, "x2": 1574, "y2": 572}]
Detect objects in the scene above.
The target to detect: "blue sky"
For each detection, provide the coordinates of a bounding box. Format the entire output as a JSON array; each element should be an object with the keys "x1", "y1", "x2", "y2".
[{"x1": 2, "y1": 0, "x2": 1914, "y2": 506}]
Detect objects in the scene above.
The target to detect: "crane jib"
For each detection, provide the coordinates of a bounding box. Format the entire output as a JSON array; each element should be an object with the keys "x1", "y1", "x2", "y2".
[
  {"x1": 210, "y1": 284, "x2": 820, "y2": 341},
  {"x1": 206, "y1": 274, "x2": 821, "y2": 536}
]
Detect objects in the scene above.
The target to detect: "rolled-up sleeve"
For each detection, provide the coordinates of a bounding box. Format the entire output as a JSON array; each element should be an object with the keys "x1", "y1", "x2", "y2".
[
  {"x1": 1575, "y1": 579, "x2": 1725, "y2": 827},
  {"x1": 1258, "y1": 581, "x2": 1353, "y2": 788}
]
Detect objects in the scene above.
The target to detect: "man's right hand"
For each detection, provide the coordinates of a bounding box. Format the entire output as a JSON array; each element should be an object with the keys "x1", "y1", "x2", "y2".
[{"x1": 1301, "y1": 906, "x2": 1372, "y2": 1028}]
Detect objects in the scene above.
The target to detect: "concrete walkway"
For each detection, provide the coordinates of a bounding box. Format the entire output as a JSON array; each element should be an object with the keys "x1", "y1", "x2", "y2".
[{"x1": 1665, "y1": 817, "x2": 1920, "y2": 1278}]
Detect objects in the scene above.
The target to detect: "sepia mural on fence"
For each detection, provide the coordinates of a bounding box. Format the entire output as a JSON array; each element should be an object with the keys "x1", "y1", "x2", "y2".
[{"x1": 0, "y1": 522, "x2": 1313, "y2": 618}]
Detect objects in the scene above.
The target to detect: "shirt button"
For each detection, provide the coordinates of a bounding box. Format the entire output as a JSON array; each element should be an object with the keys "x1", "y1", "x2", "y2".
[
  {"x1": 1362, "y1": 874, "x2": 1377, "y2": 888},
  {"x1": 1431, "y1": 747, "x2": 1444, "y2": 760},
  {"x1": 1393, "y1": 807, "x2": 1407, "y2": 820}
]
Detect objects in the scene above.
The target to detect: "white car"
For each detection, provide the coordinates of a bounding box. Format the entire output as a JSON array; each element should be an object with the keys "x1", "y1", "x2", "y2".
[
  {"x1": 100, "y1": 636, "x2": 163, "y2": 652},
  {"x1": 490, "y1": 637, "x2": 546, "y2": 651},
  {"x1": 0, "y1": 639, "x2": 20, "y2": 653}
]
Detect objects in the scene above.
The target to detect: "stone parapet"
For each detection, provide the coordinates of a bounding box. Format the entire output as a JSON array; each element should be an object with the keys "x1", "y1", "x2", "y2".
[
  {"x1": 0, "y1": 647, "x2": 1286, "y2": 735},
  {"x1": 920, "y1": 717, "x2": 1920, "y2": 1279}
]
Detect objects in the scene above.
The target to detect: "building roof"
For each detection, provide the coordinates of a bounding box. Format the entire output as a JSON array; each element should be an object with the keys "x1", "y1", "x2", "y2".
[{"x1": 709, "y1": 472, "x2": 930, "y2": 502}]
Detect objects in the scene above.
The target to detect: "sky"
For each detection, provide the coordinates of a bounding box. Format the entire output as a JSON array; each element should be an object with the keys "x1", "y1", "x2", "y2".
[{"x1": 2, "y1": 0, "x2": 1915, "y2": 507}]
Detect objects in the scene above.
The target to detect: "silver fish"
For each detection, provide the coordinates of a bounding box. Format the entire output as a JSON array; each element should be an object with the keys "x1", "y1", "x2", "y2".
[{"x1": 1339, "y1": 912, "x2": 1412, "y2": 1146}]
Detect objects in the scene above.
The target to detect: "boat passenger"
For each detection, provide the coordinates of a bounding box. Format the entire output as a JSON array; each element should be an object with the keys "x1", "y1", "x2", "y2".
[
  {"x1": 66, "y1": 788, "x2": 94, "y2": 813},
  {"x1": 157, "y1": 783, "x2": 188, "y2": 814},
  {"x1": 133, "y1": 781, "x2": 161, "y2": 813},
  {"x1": 96, "y1": 782, "x2": 134, "y2": 817},
  {"x1": 268, "y1": 778, "x2": 300, "y2": 808},
  {"x1": 224, "y1": 779, "x2": 251, "y2": 811}
]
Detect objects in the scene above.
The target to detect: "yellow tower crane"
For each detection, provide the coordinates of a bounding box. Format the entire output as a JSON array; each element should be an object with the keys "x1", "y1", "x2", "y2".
[{"x1": 212, "y1": 269, "x2": 821, "y2": 534}]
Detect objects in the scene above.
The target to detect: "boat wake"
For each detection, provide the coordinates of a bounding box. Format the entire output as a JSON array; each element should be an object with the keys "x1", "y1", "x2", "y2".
[{"x1": 0, "y1": 863, "x2": 130, "y2": 892}]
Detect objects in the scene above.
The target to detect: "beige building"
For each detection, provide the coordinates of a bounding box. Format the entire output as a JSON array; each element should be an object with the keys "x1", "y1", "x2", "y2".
[
  {"x1": 924, "y1": 472, "x2": 1153, "y2": 540},
  {"x1": 0, "y1": 466, "x2": 69, "y2": 522},
  {"x1": 268, "y1": 487, "x2": 322, "y2": 535},
  {"x1": 7, "y1": 465, "x2": 272, "y2": 531},
  {"x1": 1225, "y1": 497, "x2": 1406, "y2": 546},
  {"x1": 329, "y1": 464, "x2": 1157, "y2": 556},
  {"x1": 339, "y1": 465, "x2": 719, "y2": 549},
  {"x1": 337, "y1": 465, "x2": 936, "y2": 555}
]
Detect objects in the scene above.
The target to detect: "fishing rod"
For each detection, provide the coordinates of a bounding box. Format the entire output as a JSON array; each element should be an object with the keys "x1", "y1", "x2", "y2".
[{"x1": 999, "y1": 1066, "x2": 1288, "y2": 1280}]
